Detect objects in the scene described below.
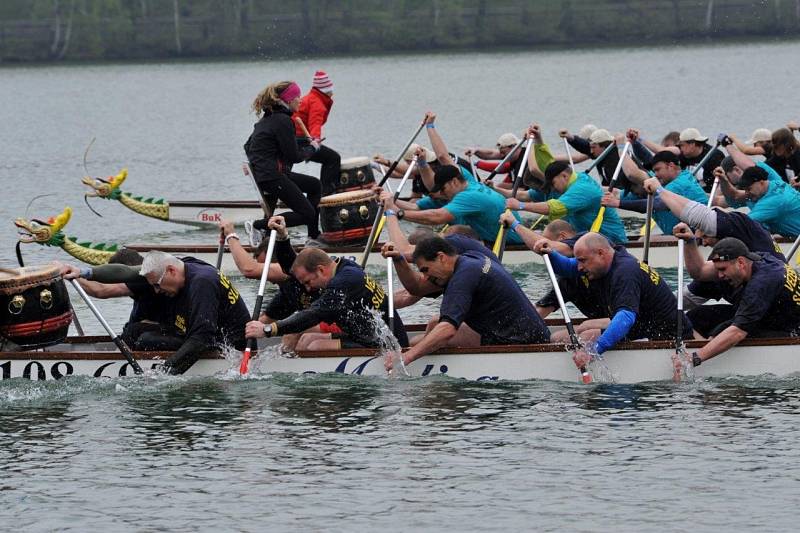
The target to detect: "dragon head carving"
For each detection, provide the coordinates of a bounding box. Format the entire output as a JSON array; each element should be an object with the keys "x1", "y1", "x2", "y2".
[
  {"x1": 15, "y1": 206, "x2": 72, "y2": 247},
  {"x1": 82, "y1": 168, "x2": 128, "y2": 200}
]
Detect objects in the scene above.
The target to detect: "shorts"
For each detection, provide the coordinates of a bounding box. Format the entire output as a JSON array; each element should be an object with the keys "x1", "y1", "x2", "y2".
[{"x1": 331, "y1": 333, "x2": 375, "y2": 349}]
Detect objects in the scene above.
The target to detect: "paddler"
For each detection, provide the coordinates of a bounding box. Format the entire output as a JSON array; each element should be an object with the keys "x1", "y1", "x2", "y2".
[
  {"x1": 465, "y1": 131, "x2": 525, "y2": 189},
  {"x1": 672, "y1": 236, "x2": 800, "y2": 372},
  {"x1": 534, "y1": 232, "x2": 694, "y2": 371},
  {"x1": 382, "y1": 235, "x2": 550, "y2": 370}
]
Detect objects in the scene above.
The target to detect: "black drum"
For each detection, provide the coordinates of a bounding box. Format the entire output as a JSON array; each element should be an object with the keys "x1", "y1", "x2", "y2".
[
  {"x1": 0, "y1": 264, "x2": 72, "y2": 349},
  {"x1": 319, "y1": 190, "x2": 379, "y2": 245},
  {"x1": 337, "y1": 156, "x2": 376, "y2": 193}
]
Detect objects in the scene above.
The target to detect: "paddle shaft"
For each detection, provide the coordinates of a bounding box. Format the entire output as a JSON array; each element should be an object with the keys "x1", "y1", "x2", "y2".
[
  {"x1": 215, "y1": 229, "x2": 225, "y2": 270},
  {"x1": 563, "y1": 137, "x2": 575, "y2": 171},
  {"x1": 68, "y1": 279, "x2": 142, "y2": 375},
  {"x1": 240, "y1": 229, "x2": 278, "y2": 374},
  {"x1": 243, "y1": 162, "x2": 273, "y2": 218},
  {"x1": 483, "y1": 136, "x2": 527, "y2": 183},
  {"x1": 786, "y1": 233, "x2": 800, "y2": 262},
  {"x1": 642, "y1": 193, "x2": 654, "y2": 265},
  {"x1": 542, "y1": 254, "x2": 591, "y2": 384},
  {"x1": 590, "y1": 142, "x2": 630, "y2": 233},
  {"x1": 376, "y1": 121, "x2": 426, "y2": 188},
  {"x1": 676, "y1": 238, "x2": 685, "y2": 351},
  {"x1": 690, "y1": 142, "x2": 721, "y2": 178},
  {"x1": 707, "y1": 177, "x2": 719, "y2": 208},
  {"x1": 585, "y1": 142, "x2": 616, "y2": 173},
  {"x1": 360, "y1": 158, "x2": 418, "y2": 268},
  {"x1": 496, "y1": 138, "x2": 533, "y2": 261},
  {"x1": 387, "y1": 257, "x2": 395, "y2": 334}
]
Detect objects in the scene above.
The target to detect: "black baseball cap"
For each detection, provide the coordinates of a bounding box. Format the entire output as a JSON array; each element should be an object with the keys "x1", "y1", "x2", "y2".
[
  {"x1": 651, "y1": 150, "x2": 680, "y2": 166},
  {"x1": 708, "y1": 237, "x2": 761, "y2": 262},
  {"x1": 736, "y1": 166, "x2": 769, "y2": 189},
  {"x1": 544, "y1": 160, "x2": 571, "y2": 182},
  {"x1": 429, "y1": 165, "x2": 462, "y2": 193}
]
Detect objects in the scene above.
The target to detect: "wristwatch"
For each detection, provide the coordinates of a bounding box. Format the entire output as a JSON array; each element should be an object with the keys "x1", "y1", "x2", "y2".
[
  {"x1": 691, "y1": 352, "x2": 702, "y2": 367},
  {"x1": 397, "y1": 209, "x2": 405, "y2": 220},
  {"x1": 263, "y1": 323, "x2": 278, "y2": 337}
]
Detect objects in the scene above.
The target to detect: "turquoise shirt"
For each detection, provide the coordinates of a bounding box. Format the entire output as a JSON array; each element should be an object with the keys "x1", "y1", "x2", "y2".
[
  {"x1": 443, "y1": 181, "x2": 522, "y2": 244},
  {"x1": 530, "y1": 173, "x2": 627, "y2": 244},
  {"x1": 654, "y1": 170, "x2": 708, "y2": 234},
  {"x1": 723, "y1": 162, "x2": 781, "y2": 209},
  {"x1": 749, "y1": 179, "x2": 800, "y2": 238}
]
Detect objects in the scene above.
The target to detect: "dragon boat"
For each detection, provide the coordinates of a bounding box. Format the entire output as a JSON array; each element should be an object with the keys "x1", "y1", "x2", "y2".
[
  {"x1": 14, "y1": 207, "x2": 797, "y2": 271},
  {"x1": 3, "y1": 332, "x2": 800, "y2": 383}
]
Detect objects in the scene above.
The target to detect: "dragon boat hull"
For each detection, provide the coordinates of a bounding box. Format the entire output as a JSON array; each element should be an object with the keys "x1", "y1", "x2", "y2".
[
  {"x1": 118, "y1": 237, "x2": 796, "y2": 272},
  {"x1": 2, "y1": 335, "x2": 800, "y2": 383}
]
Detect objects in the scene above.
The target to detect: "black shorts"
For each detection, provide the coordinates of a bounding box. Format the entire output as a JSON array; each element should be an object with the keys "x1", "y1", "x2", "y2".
[{"x1": 331, "y1": 333, "x2": 376, "y2": 350}]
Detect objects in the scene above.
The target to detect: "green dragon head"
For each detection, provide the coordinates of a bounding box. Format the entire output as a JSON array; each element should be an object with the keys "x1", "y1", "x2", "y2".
[
  {"x1": 82, "y1": 168, "x2": 127, "y2": 200},
  {"x1": 14, "y1": 206, "x2": 72, "y2": 247}
]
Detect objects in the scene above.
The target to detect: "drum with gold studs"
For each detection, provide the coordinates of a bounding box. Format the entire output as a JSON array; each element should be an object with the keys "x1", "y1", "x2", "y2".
[
  {"x1": 0, "y1": 263, "x2": 73, "y2": 349},
  {"x1": 318, "y1": 190, "x2": 379, "y2": 245},
  {"x1": 336, "y1": 156, "x2": 376, "y2": 193}
]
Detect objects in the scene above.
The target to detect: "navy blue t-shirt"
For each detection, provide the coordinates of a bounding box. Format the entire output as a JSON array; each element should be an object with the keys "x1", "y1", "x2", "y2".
[
  {"x1": 439, "y1": 251, "x2": 550, "y2": 345},
  {"x1": 536, "y1": 276, "x2": 607, "y2": 319},
  {"x1": 171, "y1": 258, "x2": 251, "y2": 348},
  {"x1": 125, "y1": 277, "x2": 175, "y2": 327},
  {"x1": 276, "y1": 258, "x2": 408, "y2": 347},
  {"x1": 444, "y1": 233, "x2": 500, "y2": 262},
  {"x1": 715, "y1": 210, "x2": 785, "y2": 261},
  {"x1": 597, "y1": 249, "x2": 692, "y2": 340},
  {"x1": 716, "y1": 253, "x2": 800, "y2": 334}
]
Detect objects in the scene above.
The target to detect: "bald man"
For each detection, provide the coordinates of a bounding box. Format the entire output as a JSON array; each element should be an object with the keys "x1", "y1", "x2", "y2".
[{"x1": 534, "y1": 232, "x2": 693, "y2": 370}]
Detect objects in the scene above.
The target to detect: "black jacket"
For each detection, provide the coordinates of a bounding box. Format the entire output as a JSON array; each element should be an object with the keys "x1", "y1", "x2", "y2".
[{"x1": 244, "y1": 106, "x2": 315, "y2": 183}]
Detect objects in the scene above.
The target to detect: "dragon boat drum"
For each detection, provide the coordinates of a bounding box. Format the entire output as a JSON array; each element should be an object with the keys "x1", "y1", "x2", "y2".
[
  {"x1": 0, "y1": 263, "x2": 72, "y2": 349},
  {"x1": 319, "y1": 189, "x2": 379, "y2": 245},
  {"x1": 336, "y1": 157, "x2": 376, "y2": 193}
]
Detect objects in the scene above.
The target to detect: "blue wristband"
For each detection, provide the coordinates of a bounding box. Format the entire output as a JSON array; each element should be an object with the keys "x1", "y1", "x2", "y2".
[
  {"x1": 518, "y1": 202, "x2": 526, "y2": 211},
  {"x1": 384, "y1": 210, "x2": 396, "y2": 217},
  {"x1": 510, "y1": 220, "x2": 521, "y2": 232},
  {"x1": 426, "y1": 124, "x2": 435, "y2": 129},
  {"x1": 79, "y1": 266, "x2": 93, "y2": 279},
  {"x1": 655, "y1": 186, "x2": 665, "y2": 195}
]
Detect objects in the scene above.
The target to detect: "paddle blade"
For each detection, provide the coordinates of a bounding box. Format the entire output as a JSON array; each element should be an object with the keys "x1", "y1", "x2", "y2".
[
  {"x1": 239, "y1": 347, "x2": 252, "y2": 374},
  {"x1": 492, "y1": 225, "x2": 505, "y2": 256},
  {"x1": 374, "y1": 216, "x2": 387, "y2": 242},
  {"x1": 590, "y1": 206, "x2": 605, "y2": 233},
  {"x1": 581, "y1": 367, "x2": 592, "y2": 384},
  {"x1": 638, "y1": 218, "x2": 656, "y2": 236}
]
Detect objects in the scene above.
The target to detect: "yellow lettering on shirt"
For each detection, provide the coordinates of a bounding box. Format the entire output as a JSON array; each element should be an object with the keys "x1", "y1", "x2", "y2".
[
  {"x1": 219, "y1": 272, "x2": 240, "y2": 305},
  {"x1": 638, "y1": 261, "x2": 660, "y2": 285},
  {"x1": 175, "y1": 314, "x2": 186, "y2": 334},
  {"x1": 363, "y1": 274, "x2": 385, "y2": 310}
]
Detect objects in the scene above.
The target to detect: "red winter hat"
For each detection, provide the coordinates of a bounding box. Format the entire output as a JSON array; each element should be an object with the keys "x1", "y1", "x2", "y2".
[{"x1": 312, "y1": 70, "x2": 333, "y2": 93}]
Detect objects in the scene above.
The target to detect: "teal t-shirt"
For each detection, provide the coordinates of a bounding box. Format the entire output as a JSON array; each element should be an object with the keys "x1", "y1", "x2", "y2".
[
  {"x1": 416, "y1": 166, "x2": 476, "y2": 210},
  {"x1": 443, "y1": 181, "x2": 522, "y2": 244},
  {"x1": 749, "y1": 179, "x2": 800, "y2": 238},
  {"x1": 654, "y1": 170, "x2": 708, "y2": 234}
]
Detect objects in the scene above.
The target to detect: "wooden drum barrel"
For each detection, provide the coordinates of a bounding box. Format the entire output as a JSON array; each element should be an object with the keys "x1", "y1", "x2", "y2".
[
  {"x1": 337, "y1": 156, "x2": 376, "y2": 193},
  {"x1": 318, "y1": 190, "x2": 379, "y2": 245},
  {"x1": 0, "y1": 264, "x2": 72, "y2": 349}
]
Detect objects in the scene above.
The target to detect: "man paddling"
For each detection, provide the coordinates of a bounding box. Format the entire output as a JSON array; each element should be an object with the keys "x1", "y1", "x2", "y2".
[
  {"x1": 384, "y1": 236, "x2": 550, "y2": 370},
  {"x1": 631, "y1": 127, "x2": 723, "y2": 191},
  {"x1": 673, "y1": 236, "x2": 800, "y2": 371},
  {"x1": 534, "y1": 232, "x2": 693, "y2": 371},
  {"x1": 244, "y1": 239, "x2": 408, "y2": 350}
]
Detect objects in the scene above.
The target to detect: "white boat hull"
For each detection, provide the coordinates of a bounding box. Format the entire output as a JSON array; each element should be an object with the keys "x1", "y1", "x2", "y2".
[{"x1": 3, "y1": 337, "x2": 799, "y2": 383}]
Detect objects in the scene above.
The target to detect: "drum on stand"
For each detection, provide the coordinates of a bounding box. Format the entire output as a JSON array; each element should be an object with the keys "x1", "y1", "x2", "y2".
[
  {"x1": 318, "y1": 190, "x2": 379, "y2": 245},
  {"x1": 0, "y1": 263, "x2": 73, "y2": 349},
  {"x1": 336, "y1": 157, "x2": 376, "y2": 193}
]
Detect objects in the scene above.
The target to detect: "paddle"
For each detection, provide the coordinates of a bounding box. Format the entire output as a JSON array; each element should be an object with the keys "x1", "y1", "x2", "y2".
[
  {"x1": 68, "y1": 279, "x2": 143, "y2": 375},
  {"x1": 240, "y1": 229, "x2": 278, "y2": 375},
  {"x1": 542, "y1": 253, "x2": 591, "y2": 384},
  {"x1": 786, "y1": 233, "x2": 800, "y2": 265},
  {"x1": 585, "y1": 142, "x2": 616, "y2": 174},
  {"x1": 706, "y1": 176, "x2": 719, "y2": 208},
  {"x1": 242, "y1": 162, "x2": 273, "y2": 218},
  {"x1": 482, "y1": 136, "x2": 527, "y2": 185},
  {"x1": 360, "y1": 156, "x2": 418, "y2": 268},
  {"x1": 493, "y1": 137, "x2": 533, "y2": 261},
  {"x1": 673, "y1": 238, "x2": 688, "y2": 382},
  {"x1": 215, "y1": 228, "x2": 225, "y2": 270},
  {"x1": 375, "y1": 120, "x2": 426, "y2": 189},
  {"x1": 469, "y1": 154, "x2": 480, "y2": 181},
  {"x1": 642, "y1": 192, "x2": 654, "y2": 265},
  {"x1": 563, "y1": 137, "x2": 575, "y2": 172},
  {"x1": 590, "y1": 141, "x2": 630, "y2": 232},
  {"x1": 690, "y1": 139, "x2": 722, "y2": 178}
]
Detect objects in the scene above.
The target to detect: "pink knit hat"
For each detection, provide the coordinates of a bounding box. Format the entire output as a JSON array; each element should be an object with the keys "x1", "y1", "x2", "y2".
[
  {"x1": 312, "y1": 71, "x2": 333, "y2": 93},
  {"x1": 279, "y1": 82, "x2": 301, "y2": 104}
]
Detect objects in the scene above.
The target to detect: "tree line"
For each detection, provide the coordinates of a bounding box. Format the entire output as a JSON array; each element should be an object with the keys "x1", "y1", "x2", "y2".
[{"x1": 0, "y1": 0, "x2": 798, "y2": 63}]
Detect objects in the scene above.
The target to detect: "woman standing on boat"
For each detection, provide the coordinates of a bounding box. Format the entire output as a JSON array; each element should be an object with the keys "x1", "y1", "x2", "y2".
[{"x1": 245, "y1": 80, "x2": 322, "y2": 245}]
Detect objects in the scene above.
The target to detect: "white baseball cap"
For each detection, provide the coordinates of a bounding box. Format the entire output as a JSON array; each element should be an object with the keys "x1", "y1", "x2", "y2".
[
  {"x1": 589, "y1": 128, "x2": 614, "y2": 144},
  {"x1": 579, "y1": 124, "x2": 598, "y2": 139},
  {"x1": 496, "y1": 133, "x2": 520, "y2": 148},
  {"x1": 403, "y1": 143, "x2": 437, "y2": 163},
  {"x1": 679, "y1": 127, "x2": 709, "y2": 143},
  {"x1": 747, "y1": 128, "x2": 772, "y2": 144}
]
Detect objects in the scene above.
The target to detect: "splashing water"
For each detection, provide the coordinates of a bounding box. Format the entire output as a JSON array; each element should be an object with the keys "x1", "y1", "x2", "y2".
[
  {"x1": 583, "y1": 340, "x2": 617, "y2": 384},
  {"x1": 367, "y1": 308, "x2": 409, "y2": 378}
]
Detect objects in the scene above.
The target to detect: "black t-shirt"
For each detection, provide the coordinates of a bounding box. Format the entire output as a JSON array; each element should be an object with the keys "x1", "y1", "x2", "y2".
[
  {"x1": 718, "y1": 253, "x2": 800, "y2": 334},
  {"x1": 597, "y1": 249, "x2": 691, "y2": 340},
  {"x1": 124, "y1": 277, "x2": 175, "y2": 327},
  {"x1": 171, "y1": 258, "x2": 251, "y2": 348},
  {"x1": 765, "y1": 150, "x2": 800, "y2": 184},
  {"x1": 422, "y1": 234, "x2": 500, "y2": 300},
  {"x1": 263, "y1": 278, "x2": 319, "y2": 320},
  {"x1": 276, "y1": 258, "x2": 408, "y2": 347},
  {"x1": 536, "y1": 277, "x2": 608, "y2": 319},
  {"x1": 439, "y1": 251, "x2": 550, "y2": 345},
  {"x1": 715, "y1": 210, "x2": 786, "y2": 261},
  {"x1": 680, "y1": 144, "x2": 723, "y2": 192}
]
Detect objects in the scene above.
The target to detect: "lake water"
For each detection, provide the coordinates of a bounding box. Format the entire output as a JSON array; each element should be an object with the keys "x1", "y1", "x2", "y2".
[{"x1": 2, "y1": 40, "x2": 800, "y2": 531}]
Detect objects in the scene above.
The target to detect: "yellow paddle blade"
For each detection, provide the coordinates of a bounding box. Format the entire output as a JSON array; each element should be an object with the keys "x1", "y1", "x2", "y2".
[
  {"x1": 439, "y1": 224, "x2": 450, "y2": 235},
  {"x1": 493, "y1": 208, "x2": 511, "y2": 255},
  {"x1": 374, "y1": 215, "x2": 387, "y2": 243},
  {"x1": 638, "y1": 218, "x2": 656, "y2": 236},
  {"x1": 590, "y1": 206, "x2": 605, "y2": 232},
  {"x1": 530, "y1": 215, "x2": 545, "y2": 230}
]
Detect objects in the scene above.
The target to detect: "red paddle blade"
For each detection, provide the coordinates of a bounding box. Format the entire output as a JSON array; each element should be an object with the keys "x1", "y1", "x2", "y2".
[
  {"x1": 581, "y1": 367, "x2": 592, "y2": 384},
  {"x1": 240, "y1": 347, "x2": 252, "y2": 375}
]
